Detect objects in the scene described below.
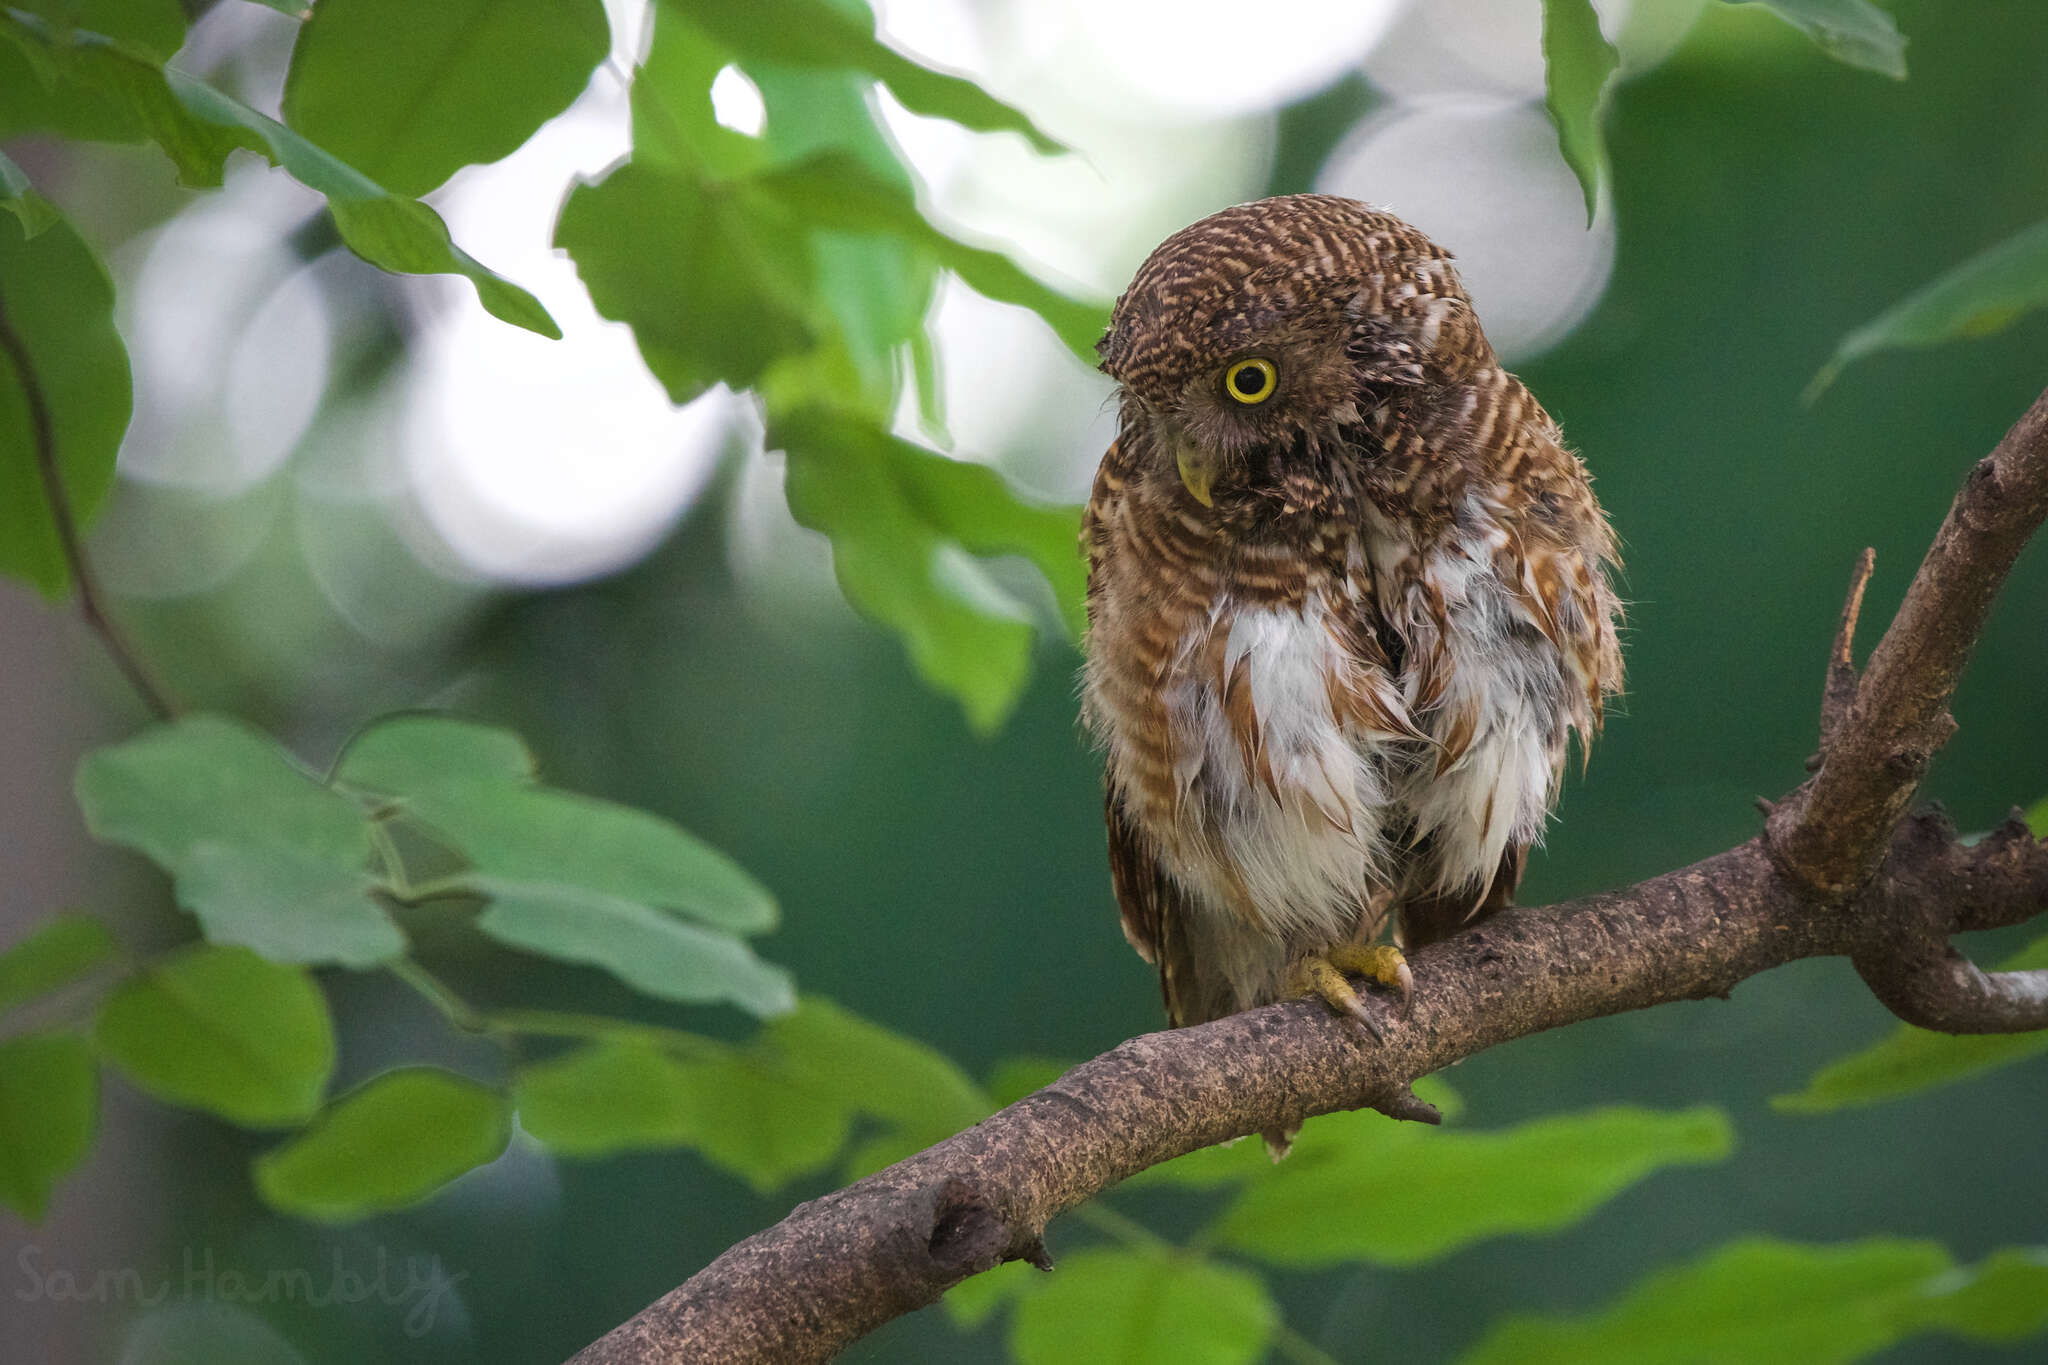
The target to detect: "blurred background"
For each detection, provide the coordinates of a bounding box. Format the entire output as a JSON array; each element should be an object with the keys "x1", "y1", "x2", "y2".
[{"x1": 4, "y1": 0, "x2": 2047, "y2": 1360}]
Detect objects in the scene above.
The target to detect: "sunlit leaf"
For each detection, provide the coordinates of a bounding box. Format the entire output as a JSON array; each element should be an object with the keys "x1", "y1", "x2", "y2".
[
  {"x1": 763, "y1": 996, "x2": 989, "y2": 1137},
  {"x1": 1774, "y1": 933, "x2": 2048, "y2": 1113},
  {"x1": 660, "y1": 0, "x2": 1061, "y2": 153},
  {"x1": 402, "y1": 779, "x2": 777, "y2": 933},
  {"x1": 774, "y1": 405, "x2": 1079, "y2": 732},
  {"x1": 0, "y1": 148, "x2": 59, "y2": 236},
  {"x1": 0, "y1": 1032, "x2": 97, "y2": 1221},
  {"x1": 1457, "y1": 1238, "x2": 2048, "y2": 1365},
  {"x1": 749, "y1": 151, "x2": 1107, "y2": 364},
  {"x1": 76, "y1": 715, "x2": 370, "y2": 876},
  {"x1": 164, "y1": 71, "x2": 559, "y2": 336},
  {"x1": 95, "y1": 945, "x2": 334, "y2": 1126},
  {"x1": 1733, "y1": 0, "x2": 1907, "y2": 79},
  {"x1": 1540, "y1": 0, "x2": 1618, "y2": 224},
  {"x1": 513, "y1": 1040, "x2": 702, "y2": 1156},
  {"x1": 0, "y1": 912, "x2": 117, "y2": 1012},
  {"x1": 331, "y1": 713, "x2": 537, "y2": 795},
  {"x1": 557, "y1": 159, "x2": 815, "y2": 401},
  {"x1": 0, "y1": 206, "x2": 129, "y2": 599},
  {"x1": 1008, "y1": 1248, "x2": 1277, "y2": 1365},
  {"x1": 253, "y1": 1067, "x2": 511, "y2": 1221},
  {"x1": 1212, "y1": 1105, "x2": 1732, "y2": 1268},
  {"x1": 474, "y1": 880, "x2": 794, "y2": 1016},
  {"x1": 1810, "y1": 218, "x2": 2048, "y2": 397},
  {"x1": 174, "y1": 842, "x2": 405, "y2": 967},
  {"x1": 282, "y1": 0, "x2": 608, "y2": 197}
]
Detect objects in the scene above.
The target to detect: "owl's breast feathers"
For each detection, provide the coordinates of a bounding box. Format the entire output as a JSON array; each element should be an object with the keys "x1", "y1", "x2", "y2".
[{"x1": 1084, "y1": 366, "x2": 1622, "y2": 1020}]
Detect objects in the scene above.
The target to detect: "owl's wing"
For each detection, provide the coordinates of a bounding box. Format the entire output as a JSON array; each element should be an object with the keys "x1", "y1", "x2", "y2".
[{"x1": 1105, "y1": 784, "x2": 1208, "y2": 1028}]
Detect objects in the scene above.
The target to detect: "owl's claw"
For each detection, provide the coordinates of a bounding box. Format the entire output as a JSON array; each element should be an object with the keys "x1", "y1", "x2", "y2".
[{"x1": 1288, "y1": 944, "x2": 1412, "y2": 1040}]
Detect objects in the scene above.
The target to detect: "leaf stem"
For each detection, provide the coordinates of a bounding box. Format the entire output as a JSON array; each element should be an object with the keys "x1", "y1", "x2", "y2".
[
  {"x1": 0, "y1": 286, "x2": 178, "y2": 720},
  {"x1": 386, "y1": 957, "x2": 727, "y2": 1059}
]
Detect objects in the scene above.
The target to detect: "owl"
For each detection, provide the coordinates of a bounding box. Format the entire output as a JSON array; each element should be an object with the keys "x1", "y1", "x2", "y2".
[{"x1": 1082, "y1": 195, "x2": 1623, "y2": 1113}]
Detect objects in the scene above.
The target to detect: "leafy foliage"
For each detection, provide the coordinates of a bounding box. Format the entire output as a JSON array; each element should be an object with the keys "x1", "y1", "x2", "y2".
[
  {"x1": 0, "y1": 1032, "x2": 97, "y2": 1220},
  {"x1": 281, "y1": 0, "x2": 610, "y2": 198},
  {"x1": 1191, "y1": 1104, "x2": 1732, "y2": 1268},
  {"x1": 94, "y1": 945, "x2": 336, "y2": 1127},
  {"x1": 1458, "y1": 1238, "x2": 2048, "y2": 1364},
  {"x1": 253, "y1": 1067, "x2": 512, "y2": 1220},
  {"x1": 1540, "y1": 0, "x2": 1619, "y2": 224},
  {"x1": 0, "y1": 912, "x2": 115, "y2": 1012},
  {"x1": 0, "y1": 206, "x2": 129, "y2": 599}
]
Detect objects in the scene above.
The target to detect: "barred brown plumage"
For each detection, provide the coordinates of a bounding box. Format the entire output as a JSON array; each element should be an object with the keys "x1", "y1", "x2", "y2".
[{"x1": 1081, "y1": 196, "x2": 1623, "y2": 1144}]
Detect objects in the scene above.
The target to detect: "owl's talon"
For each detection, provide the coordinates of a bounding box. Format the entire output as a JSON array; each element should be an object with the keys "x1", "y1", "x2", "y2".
[
  {"x1": 1327, "y1": 942, "x2": 1414, "y2": 1017},
  {"x1": 1288, "y1": 950, "x2": 1401, "y2": 1041}
]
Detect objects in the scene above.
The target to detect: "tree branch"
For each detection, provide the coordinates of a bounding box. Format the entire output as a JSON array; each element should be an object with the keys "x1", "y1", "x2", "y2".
[
  {"x1": 568, "y1": 385, "x2": 2048, "y2": 1365},
  {"x1": 0, "y1": 287, "x2": 178, "y2": 721}
]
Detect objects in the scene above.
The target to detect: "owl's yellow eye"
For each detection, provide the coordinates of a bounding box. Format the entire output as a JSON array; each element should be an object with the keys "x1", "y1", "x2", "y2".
[{"x1": 1223, "y1": 358, "x2": 1277, "y2": 405}]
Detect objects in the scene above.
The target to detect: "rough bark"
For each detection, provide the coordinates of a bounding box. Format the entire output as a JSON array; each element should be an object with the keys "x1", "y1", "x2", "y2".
[{"x1": 570, "y1": 384, "x2": 2048, "y2": 1365}]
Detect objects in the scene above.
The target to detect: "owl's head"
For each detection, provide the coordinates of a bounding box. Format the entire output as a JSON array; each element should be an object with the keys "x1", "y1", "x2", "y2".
[{"x1": 1097, "y1": 194, "x2": 1482, "y2": 505}]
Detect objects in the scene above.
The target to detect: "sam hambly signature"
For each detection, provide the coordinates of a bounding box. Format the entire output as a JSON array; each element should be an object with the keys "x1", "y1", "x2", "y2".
[{"x1": 14, "y1": 1244, "x2": 468, "y2": 1337}]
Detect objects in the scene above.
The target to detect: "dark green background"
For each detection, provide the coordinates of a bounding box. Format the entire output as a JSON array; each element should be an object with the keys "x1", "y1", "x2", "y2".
[{"x1": 15, "y1": 1, "x2": 2048, "y2": 1361}]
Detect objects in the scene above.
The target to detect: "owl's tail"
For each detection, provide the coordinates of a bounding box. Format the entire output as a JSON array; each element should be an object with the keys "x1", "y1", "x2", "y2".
[{"x1": 1398, "y1": 843, "x2": 1526, "y2": 950}]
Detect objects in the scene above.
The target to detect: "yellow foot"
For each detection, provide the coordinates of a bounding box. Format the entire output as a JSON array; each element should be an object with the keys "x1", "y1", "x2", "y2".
[{"x1": 1286, "y1": 944, "x2": 1414, "y2": 1041}]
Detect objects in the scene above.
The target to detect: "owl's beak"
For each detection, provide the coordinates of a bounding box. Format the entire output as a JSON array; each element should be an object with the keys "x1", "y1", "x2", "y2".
[{"x1": 1175, "y1": 443, "x2": 1217, "y2": 507}]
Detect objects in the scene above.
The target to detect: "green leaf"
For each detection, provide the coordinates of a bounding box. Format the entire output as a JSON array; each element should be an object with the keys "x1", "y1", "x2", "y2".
[
  {"x1": 1810, "y1": 218, "x2": 2048, "y2": 398},
  {"x1": 0, "y1": 912, "x2": 116, "y2": 1013},
  {"x1": 658, "y1": 1050, "x2": 853, "y2": 1191},
  {"x1": 281, "y1": 0, "x2": 609, "y2": 198},
  {"x1": 660, "y1": 0, "x2": 1061, "y2": 154},
  {"x1": 1457, "y1": 1238, "x2": 2048, "y2": 1365},
  {"x1": 253, "y1": 1067, "x2": 511, "y2": 1221},
  {"x1": 402, "y1": 779, "x2": 777, "y2": 933},
  {"x1": 1212, "y1": 1105, "x2": 1732, "y2": 1268},
  {"x1": 0, "y1": 148, "x2": 59, "y2": 237},
  {"x1": 762, "y1": 996, "x2": 988, "y2": 1137},
  {"x1": 1774, "y1": 933, "x2": 2048, "y2": 1113},
  {"x1": 95, "y1": 945, "x2": 334, "y2": 1126},
  {"x1": 1008, "y1": 1248, "x2": 1277, "y2": 1365},
  {"x1": 75, "y1": 714, "x2": 370, "y2": 876},
  {"x1": 774, "y1": 405, "x2": 1079, "y2": 732},
  {"x1": 2026, "y1": 796, "x2": 2048, "y2": 836},
  {"x1": 0, "y1": 14, "x2": 260, "y2": 183},
  {"x1": 474, "y1": 880, "x2": 794, "y2": 1016},
  {"x1": 15, "y1": 0, "x2": 187, "y2": 61},
  {"x1": 0, "y1": 1032, "x2": 97, "y2": 1221},
  {"x1": 556, "y1": 159, "x2": 816, "y2": 402},
  {"x1": 513, "y1": 1040, "x2": 701, "y2": 1156},
  {"x1": 1733, "y1": 0, "x2": 1907, "y2": 79},
  {"x1": 0, "y1": 206, "x2": 130, "y2": 599},
  {"x1": 331, "y1": 713, "x2": 537, "y2": 795},
  {"x1": 749, "y1": 151, "x2": 1107, "y2": 364},
  {"x1": 162, "y1": 70, "x2": 560, "y2": 337},
  {"x1": 174, "y1": 842, "x2": 405, "y2": 967},
  {"x1": 1540, "y1": 0, "x2": 1619, "y2": 224}
]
